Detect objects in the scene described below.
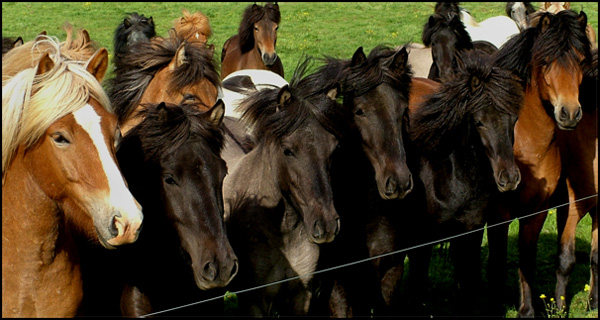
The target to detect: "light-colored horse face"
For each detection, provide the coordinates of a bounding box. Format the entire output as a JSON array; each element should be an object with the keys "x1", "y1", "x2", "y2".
[
  {"x1": 510, "y1": 2, "x2": 530, "y2": 31},
  {"x1": 254, "y1": 17, "x2": 279, "y2": 66},
  {"x1": 29, "y1": 100, "x2": 143, "y2": 248}
]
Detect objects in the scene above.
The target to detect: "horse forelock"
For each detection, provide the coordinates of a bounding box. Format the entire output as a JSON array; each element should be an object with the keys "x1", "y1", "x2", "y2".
[
  {"x1": 410, "y1": 51, "x2": 523, "y2": 154},
  {"x1": 114, "y1": 12, "x2": 156, "y2": 55},
  {"x1": 130, "y1": 101, "x2": 225, "y2": 162},
  {"x1": 173, "y1": 10, "x2": 212, "y2": 40},
  {"x1": 2, "y1": 39, "x2": 111, "y2": 180},
  {"x1": 238, "y1": 2, "x2": 281, "y2": 54},
  {"x1": 422, "y1": 14, "x2": 473, "y2": 50}
]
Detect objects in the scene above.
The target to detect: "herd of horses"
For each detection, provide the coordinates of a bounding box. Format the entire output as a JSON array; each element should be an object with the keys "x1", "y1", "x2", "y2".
[{"x1": 1, "y1": 2, "x2": 597, "y2": 318}]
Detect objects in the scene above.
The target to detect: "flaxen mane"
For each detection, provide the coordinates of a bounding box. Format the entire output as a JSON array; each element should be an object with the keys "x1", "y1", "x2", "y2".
[
  {"x1": 172, "y1": 9, "x2": 212, "y2": 43},
  {"x1": 2, "y1": 36, "x2": 110, "y2": 181}
]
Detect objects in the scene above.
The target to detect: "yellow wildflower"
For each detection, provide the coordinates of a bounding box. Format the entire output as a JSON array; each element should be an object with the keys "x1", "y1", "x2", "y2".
[
  {"x1": 540, "y1": 294, "x2": 547, "y2": 299},
  {"x1": 584, "y1": 284, "x2": 590, "y2": 292}
]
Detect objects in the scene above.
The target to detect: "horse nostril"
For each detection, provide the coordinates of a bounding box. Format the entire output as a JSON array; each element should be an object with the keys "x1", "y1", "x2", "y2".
[
  {"x1": 313, "y1": 220, "x2": 325, "y2": 239},
  {"x1": 385, "y1": 177, "x2": 398, "y2": 195},
  {"x1": 574, "y1": 107, "x2": 582, "y2": 121},
  {"x1": 406, "y1": 173, "x2": 413, "y2": 192},
  {"x1": 334, "y1": 217, "x2": 341, "y2": 236},
  {"x1": 202, "y1": 261, "x2": 217, "y2": 282},
  {"x1": 229, "y1": 260, "x2": 239, "y2": 280},
  {"x1": 109, "y1": 213, "x2": 122, "y2": 237},
  {"x1": 559, "y1": 107, "x2": 569, "y2": 121}
]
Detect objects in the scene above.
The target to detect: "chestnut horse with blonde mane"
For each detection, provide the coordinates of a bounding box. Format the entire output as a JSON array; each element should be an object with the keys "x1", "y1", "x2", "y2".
[
  {"x1": 172, "y1": 9, "x2": 212, "y2": 44},
  {"x1": 221, "y1": 2, "x2": 284, "y2": 79},
  {"x1": 489, "y1": 10, "x2": 592, "y2": 317},
  {"x1": 107, "y1": 29, "x2": 221, "y2": 135},
  {"x1": 2, "y1": 36, "x2": 143, "y2": 317}
]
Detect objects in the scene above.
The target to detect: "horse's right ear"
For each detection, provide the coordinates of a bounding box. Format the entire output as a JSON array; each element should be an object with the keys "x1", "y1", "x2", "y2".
[
  {"x1": 13, "y1": 37, "x2": 23, "y2": 48},
  {"x1": 148, "y1": 17, "x2": 154, "y2": 26},
  {"x1": 277, "y1": 85, "x2": 292, "y2": 112},
  {"x1": 326, "y1": 82, "x2": 340, "y2": 101},
  {"x1": 124, "y1": 18, "x2": 131, "y2": 28},
  {"x1": 576, "y1": 11, "x2": 587, "y2": 29},
  {"x1": 82, "y1": 29, "x2": 91, "y2": 44},
  {"x1": 36, "y1": 52, "x2": 54, "y2": 76},
  {"x1": 351, "y1": 47, "x2": 366, "y2": 67},
  {"x1": 390, "y1": 47, "x2": 408, "y2": 75},
  {"x1": 35, "y1": 31, "x2": 47, "y2": 41},
  {"x1": 252, "y1": 4, "x2": 260, "y2": 11},
  {"x1": 428, "y1": 15, "x2": 436, "y2": 27},
  {"x1": 85, "y1": 48, "x2": 109, "y2": 83},
  {"x1": 172, "y1": 44, "x2": 188, "y2": 70},
  {"x1": 207, "y1": 99, "x2": 225, "y2": 127},
  {"x1": 539, "y1": 13, "x2": 552, "y2": 33}
]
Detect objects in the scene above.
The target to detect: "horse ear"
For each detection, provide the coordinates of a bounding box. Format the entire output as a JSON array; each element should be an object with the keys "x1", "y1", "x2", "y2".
[
  {"x1": 351, "y1": 47, "x2": 366, "y2": 67},
  {"x1": 82, "y1": 29, "x2": 91, "y2": 43},
  {"x1": 85, "y1": 48, "x2": 109, "y2": 83},
  {"x1": 470, "y1": 74, "x2": 482, "y2": 92},
  {"x1": 207, "y1": 44, "x2": 216, "y2": 57},
  {"x1": 576, "y1": 11, "x2": 587, "y2": 28},
  {"x1": 563, "y1": 2, "x2": 571, "y2": 10},
  {"x1": 326, "y1": 83, "x2": 340, "y2": 101},
  {"x1": 36, "y1": 52, "x2": 54, "y2": 76},
  {"x1": 539, "y1": 13, "x2": 552, "y2": 33},
  {"x1": 207, "y1": 99, "x2": 225, "y2": 127},
  {"x1": 428, "y1": 15, "x2": 436, "y2": 27},
  {"x1": 252, "y1": 4, "x2": 260, "y2": 11},
  {"x1": 124, "y1": 18, "x2": 131, "y2": 28},
  {"x1": 390, "y1": 47, "x2": 408, "y2": 75},
  {"x1": 35, "y1": 30, "x2": 47, "y2": 41},
  {"x1": 173, "y1": 44, "x2": 188, "y2": 69},
  {"x1": 148, "y1": 17, "x2": 154, "y2": 26},
  {"x1": 13, "y1": 37, "x2": 23, "y2": 48},
  {"x1": 157, "y1": 102, "x2": 169, "y2": 122},
  {"x1": 277, "y1": 85, "x2": 292, "y2": 112},
  {"x1": 273, "y1": 3, "x2": 279, "y2": 11}
]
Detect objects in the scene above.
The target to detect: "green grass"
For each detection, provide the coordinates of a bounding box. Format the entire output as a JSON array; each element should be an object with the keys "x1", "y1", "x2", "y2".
[{"x1": 2, "y1": 2, "x2": 597, "y2": 317}]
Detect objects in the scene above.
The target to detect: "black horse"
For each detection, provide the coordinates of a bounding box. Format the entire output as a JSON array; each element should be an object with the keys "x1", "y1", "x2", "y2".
[{"x1": 113, "y1": 12, "x2": 156, "y2": 68}]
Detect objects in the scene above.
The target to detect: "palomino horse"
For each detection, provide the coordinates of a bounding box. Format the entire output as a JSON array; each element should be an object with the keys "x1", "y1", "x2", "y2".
[
  {"x1": 80, "y1": 99, "x2": 238, "y2": 316},
  {"x1": 223, "y1": 61, "x2": 346, "y2": 315},
  {"x1": 303, "y1": 45, "x2": 415, "y2": 317},
  {"x1": 107, "y1": 29, "x2": 220, "y2": 135},
  {"x1": 220, "y1": 2, "x2": 284, "y2": 79},
  {"x1": 506, "y1": 2, "x2": 537, "y2": 31},
  {"x1": 489, "y1": 10, "x2": 592, "y2": 317},
  {"x1": 172, "y1": 9, "x2": 212, "y2": 44},
  {"x1": 2, "y1": 37, "x2": 143, "y2": 318},
  {"x1": 112, "y1": 12, "x2": 156, "y2": 68},
  {"x1": 422, "y1": 13, "x2": 498, "y2": 81},
  {"x1": 554, "y1": 48, "x2": 598, "y2": 312}
]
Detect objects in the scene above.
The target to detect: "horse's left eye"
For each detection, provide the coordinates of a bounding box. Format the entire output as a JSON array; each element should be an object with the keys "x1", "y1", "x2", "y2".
[
  {"x1": 51, "y1": 133, "x2": 70, "y2": 145},
  {"x1": 275, "y1": 26, "x2": 279, "y2": 31},
  {"x1": 254, "y1": 27, "x2": 259, "y2": 32},
  {"x1": 283, "y1": 148, "x2": 294, "y2": 157}
]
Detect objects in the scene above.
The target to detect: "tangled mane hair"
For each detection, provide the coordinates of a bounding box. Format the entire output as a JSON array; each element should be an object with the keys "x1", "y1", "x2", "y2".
[
  {"x1": 422, "y1": 13, "x2": 473, "y2": 50},
  {"x1": 2, "y1": 23, "x2": 98, "y2": 80},
  {"x1": 107, "y1": 29, "x2": 220, "y2": 123},
  {"x1": 494, "y1": 10, "x2": 591, "y2": 87},
  {"x1": 172, "y1": 9, "x2": 212, "y2": 43},
  {"x1": 2, "y1": 36, "x2": 111, "y2": 181},
  {"x1": 124, "y1": 100, "x2": 225, "y2": 162},
  {"x1": 409, "y1": 50, "x2": 523, "y2": 155},
  {"x1": 113, "y1": 12, "x2": 156, "y2": 58},
  {"x1": 237, "y1": 55, "x2": 347, "y2": 146},
  {"x1": 238, "y1": 2, "x2": 281, "y2": 53}
]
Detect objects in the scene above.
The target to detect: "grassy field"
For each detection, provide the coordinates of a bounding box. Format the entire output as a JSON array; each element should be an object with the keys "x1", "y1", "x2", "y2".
[{"x1": 2, "y1": 2, "x2": 597, "y2": 317}]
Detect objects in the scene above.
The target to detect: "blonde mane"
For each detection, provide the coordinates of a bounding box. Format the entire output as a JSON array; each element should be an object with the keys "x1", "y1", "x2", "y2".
[
  {"x1": 2, "y1": 22, "x2": 98, "y2": 81},
  {"x1": 2, "y1": 36, "x2": 111, "y2": 182},
  {"x1": 172, "y1": 9, "x2": 212, "y2": 43}
]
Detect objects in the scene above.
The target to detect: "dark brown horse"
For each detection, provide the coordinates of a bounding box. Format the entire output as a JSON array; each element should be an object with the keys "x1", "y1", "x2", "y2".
[
  {"x1": 222, "y1": 59, "x2": 346, "y2": 316},
  {"x1": 2, "y1": 36, "x2": 23, "y2": 55},
  {"x1": 220, "y1": 2, "x2": 284, "y2": 79},
  {"x1": 2, "y1": 37, "x2": 143, "y2": 317},
  {"x1": 554, "y1": 47, "x2": 598, "y2": 312},
  {"x1": 108, "y1": 29, "x2": 221, "y2": 135},
  {"x1": 488, "y1": 10, "x2": 592, "y2": 317},
  {"x1": 112, "y1": 12, "x2": 156, "y2": 68}
]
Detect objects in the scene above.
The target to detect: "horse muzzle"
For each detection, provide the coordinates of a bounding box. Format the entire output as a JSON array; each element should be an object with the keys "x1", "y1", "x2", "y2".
[
  {"x1": 262, "y1": 52, "x2": 278, "y2": 66},
  {"x1": 555, "y1": 105, "x2": 582, "y2": 130},
  {"x1": 307, "y1": 210, "x2": 340, "y2": 244},
  {"x1": 495, "y1": 167, "x2": 521, "y2": 192}
]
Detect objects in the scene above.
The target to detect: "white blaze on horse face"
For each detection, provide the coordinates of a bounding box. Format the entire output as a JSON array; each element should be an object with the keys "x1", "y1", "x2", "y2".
[{"x1": 72, "y1": 104, "x2": 143, "y2": 224}]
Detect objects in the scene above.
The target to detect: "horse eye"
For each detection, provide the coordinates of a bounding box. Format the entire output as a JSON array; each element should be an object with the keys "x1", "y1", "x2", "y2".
[
  {"x1": 354, "y1": 108, "x2": 365, "y2": 116},
  {"x1": 163, "y1": 174, "x2": 177, "y2": 186},
  {"x1": 283, "y1": 148, "x2": 294, "y2": 157},
  {"x1": 275, "y1": 26, "x2": 279, "y2": 31},
  {"x1": 254, "y1": 27, "x2": 259, "y2": 32},
  {"x1": 51, "y1": 133, "x2": 70, "y2": 145}
]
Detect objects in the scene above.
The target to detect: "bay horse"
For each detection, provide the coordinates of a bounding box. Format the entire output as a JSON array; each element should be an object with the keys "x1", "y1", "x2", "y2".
[
  {"x1": 172, "y1": 9, "x2": 212, "y2": 44},
  {"x1": 422, "y1": 13, "x2": 498, "y2": 81},
  {"x1": 222, "y1": 59, "x2": 346, "y2": 315},
  {"x1": 112, "y1": 12, "x2": 156, "y2": 69},
  {"x1": 107, "y1": 29, "x2": 220, "y2": 135},
  {"x1": 553, "y1": 47, "x2": 597, "y2": 312},
  {"x1": 488, "y1": 10, "x2": 592, "y2": 317},
  {"x1": 220, "y1": 2, "x2": 284, "y2": 79},
  {"x1": 2, "y1": 37, "x2": 143, "y2": 318},
  {"x1": 506, "y1": 2, "x2": 537, "y2": 31},
  {"x1": 80, "y1": 99, "x2": 238, "y2": 316},
  {"x1": 301, "y1": 45, "x2": 415, "y2": 317}
]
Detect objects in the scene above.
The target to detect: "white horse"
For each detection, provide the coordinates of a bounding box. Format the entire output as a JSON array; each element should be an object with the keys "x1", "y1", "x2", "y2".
[
  {"x1": 218, "y1": 69, "x2": 288, "y2": 119},
  {"x1": 459, "y1": 8, "x2": 521, "y2": 49}
]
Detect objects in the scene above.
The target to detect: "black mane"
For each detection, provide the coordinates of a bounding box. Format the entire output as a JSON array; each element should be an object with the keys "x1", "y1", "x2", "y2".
[
  {"x1": 113, "y1": 12, "x2": 156, "y2": 59},
  {"x1": 238, "y1": 2, "x2": 280, "y2": 54},
  {"x1": 422, "y1": 13, "x2": 473, "y2": 51}
]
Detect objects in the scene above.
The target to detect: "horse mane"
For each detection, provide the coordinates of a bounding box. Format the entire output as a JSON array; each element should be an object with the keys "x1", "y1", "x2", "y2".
[
  {"x1": 494, "y1": 10, "x2": 591, "y2": 87},
  {"x1": 114, "y1": 12, "x2": 156, "y2": 57},
  {"x1": 435, "y1": 2, "x2": 461, "y2": 19},
  {"x1": 107, "y1": 29, "x2": 221, "y2": 123},
  {"x1": 238, "y1": 2, "x2": 280, "y2": 54},
  {"x1": 124, "y1": 101, "x2": 225, "y2": 162},
  {"x1": 409, "y1": 50, "x2": 523, "y2": 155},
  {"x1": 2, "y1": 36, "x2": 111, "y2": 181},
  {"x1": 173, "y1": 9, "x2": 212, "y2": 42},
  {"x1": 238, "y1": 56, "x2": 347, "y2": 145},
  {"x1": 581, "y1": 47, "x2": 597, "y2": 111},
  {"x1": 422, "y1": 13, "x2": 473, "y2": 51},
  {"x1": 2, "y1": 22, "x2": 98, "y2": 80}
]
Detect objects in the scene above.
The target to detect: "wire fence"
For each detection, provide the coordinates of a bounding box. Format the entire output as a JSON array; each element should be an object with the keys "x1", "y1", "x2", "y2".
[{"x1": 142, "y1": 193, "x2": 598, "y2": 317}]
